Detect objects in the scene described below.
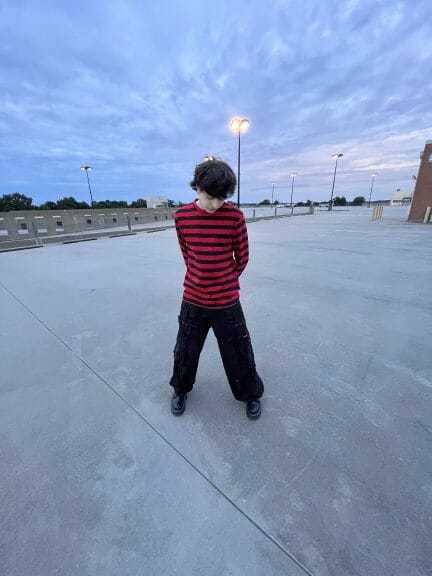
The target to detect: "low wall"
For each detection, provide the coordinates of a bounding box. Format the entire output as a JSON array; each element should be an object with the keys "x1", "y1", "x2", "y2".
[
  {"x1": 0, "y1": 207, "x2": 176, "y2": 242},
  {"x1": 0, "y1": 206, "x2": 316, "y2": 251}
]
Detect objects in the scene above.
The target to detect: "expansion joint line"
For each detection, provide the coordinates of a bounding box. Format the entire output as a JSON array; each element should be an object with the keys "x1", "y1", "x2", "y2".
[{"x1": 1, "y1": 280, "x2": 314, "y2": 576}]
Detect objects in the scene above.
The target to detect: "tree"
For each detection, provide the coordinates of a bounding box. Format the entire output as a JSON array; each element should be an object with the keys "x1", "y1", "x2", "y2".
[
  {"x1": 56, "y1": 196, "x2": 82, "y2": 209},
  {"x1": 129, "y1": 198, "x2": 147, "y2": 208},
  {"x1": 38, "y1": 201, "x2": 58, "y2": 210},
  {"x1": 351, "y1": 196, "x2": 365, "y2": 206},
  {"x1": 55, "y1": 197, "x2": 92, "y2": 209},
  {"x1": 274, "y1": 200, "x2": 279, "y2": 205},
  {"x1": 333, "y1": 196, "x2": 347, "y2": 206},
  {"x1": 167, "y1": 199, "x2": 177, "y2": 208},
  {"x1": 0, "y1": 193, "x2": 34, "y2": 211},
  {"x1": 93, "y1": 200, "x2": 127, "y2": 208},
  {"x1": 259, "y1": 199, "x2": 271, "y2": 205}
]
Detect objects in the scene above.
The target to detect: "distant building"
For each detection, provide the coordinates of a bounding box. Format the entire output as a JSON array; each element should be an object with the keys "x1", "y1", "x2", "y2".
[
  {"x1": 146, "y1": 195, "x2": 168, "y2": 208},
  {"x1": 369, "y1": 199, "x2": 391, "y2": 206},
  {"x1": 408, "y1": 140, "x2": 432, "y2": 221},
  {"x1": 391, "y1": 190, "x2": 413, "y2": 206}
]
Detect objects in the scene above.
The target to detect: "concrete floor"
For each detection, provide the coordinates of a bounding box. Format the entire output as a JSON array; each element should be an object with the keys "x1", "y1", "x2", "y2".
[{"x1": 0, "y1": 206, "x2": 431, "y2": 576}]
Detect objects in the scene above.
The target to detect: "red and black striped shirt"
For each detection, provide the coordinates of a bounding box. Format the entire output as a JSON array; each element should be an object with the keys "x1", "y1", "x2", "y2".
[{"x1": 175, "y1": 200, "x2": 249, "y2": 309}]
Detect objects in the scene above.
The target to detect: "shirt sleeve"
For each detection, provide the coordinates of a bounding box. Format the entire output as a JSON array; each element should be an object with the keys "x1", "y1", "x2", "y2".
[
  {"x1": 175, "y1": 217, "x2": 188, "y2": 267},
  {"x1": 233, "y1": 213, "x2": 249, "y2": 276}
]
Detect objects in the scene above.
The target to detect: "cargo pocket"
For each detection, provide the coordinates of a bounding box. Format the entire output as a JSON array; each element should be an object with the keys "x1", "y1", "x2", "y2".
[
  {"x1": 233, "y1": 319, "x2": 256, "y2": 375},
  {"x1": 173, "y1": 314, "x2": 191, "y2": 383},
  {"x1": 228, "y1": 308, "x2": 263, "y2": 400}
]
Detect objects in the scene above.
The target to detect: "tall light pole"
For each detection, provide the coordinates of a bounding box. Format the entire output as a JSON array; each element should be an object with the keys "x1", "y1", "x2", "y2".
[
  {"x1": 271, "y1": 180, "x2": 276, "y2": 205},
  {"x1": 81, "y1": 166, "x2": 94, "y2": 208},
  {"x1": 329, "y1": 153, "x2": 343, "y2": 211},
  {"x1": 290, "y1": 172, "x2": 297, "y2": 215},
  {"x1": 230, "y1": 118, "x2": 250, "y2": 208},
  {"x1": 368, "y1": 172, "x2": 378, "y2": 208}
]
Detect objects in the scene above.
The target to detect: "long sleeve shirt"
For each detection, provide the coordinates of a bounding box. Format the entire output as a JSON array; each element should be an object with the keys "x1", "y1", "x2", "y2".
[{"x1": 175, "y1": 200, "x2": 249, "y2": 308}]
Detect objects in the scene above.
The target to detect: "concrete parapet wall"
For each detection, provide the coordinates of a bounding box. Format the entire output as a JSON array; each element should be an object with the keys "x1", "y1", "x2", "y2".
[
  {"x1": 0, "y1": 207, "x2": 176, "y2": 242},
  {"x1": 0, "y1": 206, "x2": 316, "y2": 251}
]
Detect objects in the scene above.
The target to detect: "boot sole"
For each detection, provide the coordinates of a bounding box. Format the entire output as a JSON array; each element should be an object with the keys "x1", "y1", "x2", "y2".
[{"x1": 171, "y1": 403, "x2": 186, "y2": 416}]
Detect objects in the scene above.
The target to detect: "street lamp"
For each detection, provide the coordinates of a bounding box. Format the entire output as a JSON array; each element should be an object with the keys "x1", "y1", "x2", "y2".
[
  {"x1": 80, "y1": 165, "x2": 94, "y2": 208},
  {"x1": 328, "y1": 153, "x2": 343, "y2": 211},
  {"x1": 230, "y1": 117, "x2": 250, "y2": 208},
  {"x1": 271, "y1": 180, "x2": 276, "y2": 205},
  {"x1": 368, "y1": 172, "x2": 378, "y2": 208},
  {"x1": 290, "y1": 172, "x2": 297, "y2": 215}
]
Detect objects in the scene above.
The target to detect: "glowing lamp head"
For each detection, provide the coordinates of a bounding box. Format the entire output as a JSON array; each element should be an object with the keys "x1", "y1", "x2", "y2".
[{"x1": 230, "y1": 118, "x2": 250, "y2": 132}]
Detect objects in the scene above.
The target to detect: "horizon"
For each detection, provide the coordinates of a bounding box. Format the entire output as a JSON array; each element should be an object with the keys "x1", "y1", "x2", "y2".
[{"x1": 0, "y1": 191, "x2": 402, "y2": 211}]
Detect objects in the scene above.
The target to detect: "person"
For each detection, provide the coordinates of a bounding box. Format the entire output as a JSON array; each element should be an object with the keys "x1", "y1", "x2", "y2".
[{"x1": 169, "y1": 157, "x2": 264, "y2": 419}]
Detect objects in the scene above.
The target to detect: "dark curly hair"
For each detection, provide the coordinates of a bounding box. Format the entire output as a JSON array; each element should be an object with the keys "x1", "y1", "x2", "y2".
[{"x1": 189, "y1": 158, "x2": 237, "y2": 199}]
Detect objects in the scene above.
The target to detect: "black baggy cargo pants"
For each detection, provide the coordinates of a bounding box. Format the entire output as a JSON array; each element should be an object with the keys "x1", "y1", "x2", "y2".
[{"x1": 169, "y1": 301, "x2": 264, "y2": 402}]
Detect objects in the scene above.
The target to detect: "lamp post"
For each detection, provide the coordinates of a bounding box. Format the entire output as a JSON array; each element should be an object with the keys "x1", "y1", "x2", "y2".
[
  {"x1": 328, "y1": 153, "x2": 343, "y2": 211},
  {"x1": 368, "y1": 172, "x2": 378, "y2": 208},
  {"x1": 230, "y1": 118, "x2": 250, "y2": 208},
  {"x1": 290, "y1": 172, "x2": 297, "y2": 215},
  {"x1": 80, "y1": 166, "x2": 94, "y2": 208},
  {"x1": 271, "y1": 180, "x2": 276, "y2": 205}
]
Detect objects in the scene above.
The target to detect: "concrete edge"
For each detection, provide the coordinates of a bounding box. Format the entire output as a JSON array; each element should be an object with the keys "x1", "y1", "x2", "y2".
[
  {"x1": 0, "y1": 244, "x2": 44, "y2": 254},
  {"x1": 63, "y1": 237, "x2": 98, "y2": 244}
]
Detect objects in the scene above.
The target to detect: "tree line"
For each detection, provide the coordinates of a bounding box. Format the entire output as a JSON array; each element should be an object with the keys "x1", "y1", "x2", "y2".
[
  {"x1": 0, "y1": 192, "x2": 367, "y2": 212},
  {"x1": 0, "y1": 193, "x2": 182, "y2": 212},
  {"x1": 258, "y1": 196, "x2": 366, "y2": 207}
]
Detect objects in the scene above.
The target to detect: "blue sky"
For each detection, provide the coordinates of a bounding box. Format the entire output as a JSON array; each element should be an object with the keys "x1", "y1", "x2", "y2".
[{"x1": 1, "y1": 0, "x2": 432, "y2": 205}]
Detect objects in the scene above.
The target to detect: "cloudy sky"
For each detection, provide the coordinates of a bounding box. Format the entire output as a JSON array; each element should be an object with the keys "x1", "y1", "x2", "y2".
[{"x1": 1, "y1": 0, "x2": 432, "y2": 205}]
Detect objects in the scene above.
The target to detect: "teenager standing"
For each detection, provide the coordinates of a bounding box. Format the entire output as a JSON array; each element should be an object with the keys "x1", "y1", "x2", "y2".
[{"x1": 170, "y1": 158, "x2": 264, "y2": 419}]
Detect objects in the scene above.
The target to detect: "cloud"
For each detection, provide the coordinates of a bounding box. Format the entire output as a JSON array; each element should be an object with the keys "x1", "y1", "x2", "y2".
[{"x1": 0, "y1": 0, "x2": 431, "y2": 204}]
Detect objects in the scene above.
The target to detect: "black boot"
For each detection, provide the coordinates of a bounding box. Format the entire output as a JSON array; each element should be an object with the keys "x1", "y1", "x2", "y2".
[
  {"x1": 246, "y1": 399, "x2": 261, "y2": 420},
  {"x1": 171, "y1": 392, "x2": 187, "y2": 416}
]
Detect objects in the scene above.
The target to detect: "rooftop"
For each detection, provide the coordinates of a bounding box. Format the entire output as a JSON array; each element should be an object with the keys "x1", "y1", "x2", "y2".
[{"x1": 1, "y1": 206, "x2": 431, "y2": 576}]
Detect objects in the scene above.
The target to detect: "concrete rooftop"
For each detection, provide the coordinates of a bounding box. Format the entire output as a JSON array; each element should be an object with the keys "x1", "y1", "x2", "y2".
[{"x1": 1, "y1": 206, "x2": 431, "y2": 576}]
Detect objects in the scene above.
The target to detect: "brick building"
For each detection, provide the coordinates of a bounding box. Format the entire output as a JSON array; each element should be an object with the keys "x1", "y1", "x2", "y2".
[{"x1": 408, "y1": 140, "x2": 432, "y2": 221}]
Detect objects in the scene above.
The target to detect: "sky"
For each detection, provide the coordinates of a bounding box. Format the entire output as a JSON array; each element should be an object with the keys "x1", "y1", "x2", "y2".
[{"x1": 1, "y1": 0, "x2": 432, "y2": 205}]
